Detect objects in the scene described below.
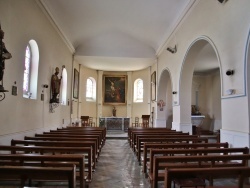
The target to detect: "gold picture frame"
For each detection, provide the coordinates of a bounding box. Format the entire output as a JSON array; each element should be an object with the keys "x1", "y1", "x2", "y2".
[{"x1": 103, "y1": 75, "x2": 127, "y2": 105}]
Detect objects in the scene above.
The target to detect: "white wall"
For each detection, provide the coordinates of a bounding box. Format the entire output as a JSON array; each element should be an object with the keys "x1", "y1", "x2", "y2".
[
  {"x1": 192, "y1": 71, "x2": 221, "y2": 131},
  {"x1": 157, "y1": 0, "x2": 250, "y2": 145},
  {"x1": 0, "y1": 0, "x2": 72, "y2": 140}
]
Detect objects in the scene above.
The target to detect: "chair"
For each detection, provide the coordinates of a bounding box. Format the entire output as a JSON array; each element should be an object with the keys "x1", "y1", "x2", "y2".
[
  {"x1": 132, "y1": 117, "x2": 140, "y2": 127},
  {"x1": 141, "y1": 115, "x2": 150, "y2": 128},
  {"x1": 81, "y1": 116, "x2": 89, "y2": 127},
  {"x1": 89, "y1": 117, "x2": 96, "y2": 127}
]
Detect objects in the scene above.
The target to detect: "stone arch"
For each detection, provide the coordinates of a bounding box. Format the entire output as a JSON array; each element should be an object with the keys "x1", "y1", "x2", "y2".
[
  {"x1": 177, "y1": 36, "x2": 221, "y2": 133},
  {"x1": 156, "y1": 68, "x2": 173, "y2": 128}
]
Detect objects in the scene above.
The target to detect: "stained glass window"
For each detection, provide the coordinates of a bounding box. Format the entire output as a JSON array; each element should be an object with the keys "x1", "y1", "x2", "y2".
[{"x1": 23, "y1": 45, "x2": 31, "y2": 94}]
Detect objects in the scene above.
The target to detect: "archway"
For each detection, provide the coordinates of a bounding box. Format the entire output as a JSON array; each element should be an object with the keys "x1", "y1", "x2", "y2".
[
  {"x1": 156, "y1": 69, "x2": 173, "y2": 128},
  {"x1": 178, "y1": 37, "x2": 221, "y2": 133}
]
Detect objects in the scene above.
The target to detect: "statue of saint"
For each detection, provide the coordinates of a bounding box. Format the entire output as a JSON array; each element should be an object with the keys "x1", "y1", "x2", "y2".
[
  {"x1": 112, "y1": 106, "x2": 116, "y2": 117},
  {"x1": 0, "y1": 26, "x2": 12, "y2": 90},
  {"x1": 50, "y1": 67, "x2": 62, "y2": 103}
]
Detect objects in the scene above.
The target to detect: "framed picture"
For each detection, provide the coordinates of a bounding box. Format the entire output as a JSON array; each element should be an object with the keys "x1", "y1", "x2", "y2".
[
  {"x1": 103, "y1": 75, "x2": 127, "y2": 105},
  {"x1": 151, "y1": 71, "x2": 156, "y2": 101},
  {"x1": 73, "y1": 69, "x2": 79, "y2": 99}
]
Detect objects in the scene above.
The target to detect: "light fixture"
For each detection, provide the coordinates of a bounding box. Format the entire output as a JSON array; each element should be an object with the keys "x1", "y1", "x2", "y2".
[
  {"x1": 226, "y1": 69, "x2": 234, "y2": 76},
  {"x1": 167, "y1": 45, "x2": 177, "y2": 54},
  {"x1": 226, "y1": 89, "x2": 235, "y2": 95},
  {"x1": 218, "y1": 0, "x2": 228, "y2": 4}
]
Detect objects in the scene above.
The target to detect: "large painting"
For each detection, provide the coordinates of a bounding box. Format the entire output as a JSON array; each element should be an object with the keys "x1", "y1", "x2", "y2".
[
  {"x1": 73, "y1": 69, "x2": 79, "y2": 99},
  {"x1": 151, "y1": 71, "x2": 156, "y2": 101},
  {"x1": 103, "y1": 75, "x2": 127, "y2": 105}
]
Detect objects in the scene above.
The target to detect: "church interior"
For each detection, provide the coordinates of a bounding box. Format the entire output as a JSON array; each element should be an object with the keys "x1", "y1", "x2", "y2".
[{"x1": 0, "y1": 0, "x2": 250, "y2": 187}]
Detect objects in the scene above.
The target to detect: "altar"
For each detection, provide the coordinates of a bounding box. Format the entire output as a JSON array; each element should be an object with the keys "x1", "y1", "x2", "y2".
[
  {"x1": 99, "y1": 117, "x2": 130, "y2": 131},
  {"x1": 191, "y1": 115, "x2": 205, "y2": 126},
  {"x1": 191, "y1": 115, "x2": 205, "y2": 135}
]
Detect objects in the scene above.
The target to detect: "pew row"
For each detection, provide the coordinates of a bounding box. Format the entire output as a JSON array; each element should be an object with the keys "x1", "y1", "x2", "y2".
[
  {"x1": 152, "y1": 154, "x2": 250, "y2": 188},
  {"x1": 148, "y1": 147, "x2": 249, "y2": 184},
  {"x1": 136, "y1": 137, "x2": 208, "y2": 164},
  {"x1": 0, "y1": 145, "x2": 93, "y2": 182},
  {"x1": 11, "y1": 139, "x2": 97, "y2": 168},
  {"x1": 0, "y1": 165, "x2": 76, "y2": 188},
  {"x1": 24, "y1": 136, "x2": 101, "y2": 158},
  {"x1": 0, "y1": 154, "x2": 85, "y2": 188},
  {"x1": 164, "y1": 167, "x2": 250, "y2": 188},
  {"x1": 143, "y1": 142, "x2": 229, "y2": 174}
]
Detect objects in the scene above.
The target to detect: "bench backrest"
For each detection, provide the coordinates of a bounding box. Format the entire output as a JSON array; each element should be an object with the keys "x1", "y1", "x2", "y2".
[{"x1": 142, "y1": 142, "x2": 229, "y2": 173}]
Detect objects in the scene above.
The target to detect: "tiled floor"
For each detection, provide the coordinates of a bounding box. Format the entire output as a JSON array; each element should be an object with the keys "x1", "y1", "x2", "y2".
[{"x1": 89, "y1": 139, "x2": 150, "y2": 188}]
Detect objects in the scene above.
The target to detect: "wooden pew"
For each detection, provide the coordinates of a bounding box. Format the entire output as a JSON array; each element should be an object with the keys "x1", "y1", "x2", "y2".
[
  {"x1": 136, "y1": 137, "x2": 208, "y2": 164},
  {"x1": 164, "y1": 167, "x2": 250, "y2": 188},
  {"x1": 55, "y1": 127, "x2": 106, "y2": 143},
  {"x1": 47, "y1": 130, "x2": 105, "y2": 146},
  {"x1": 128, "y1": 128, "x2": 178, "y2": 146},
  {"x1": 0, "y1": 165, "x2": 76, "y2": 188},
  {"x1": 148, "y1": 147, "x2": 249, "y2": 184},
  {"x1": 11, "y1": 139, "x2": 97, "y2": 168},
  {"x1": 152, "y1": 154, "x2": 250, "y2": 188},
  {"x1": 24, "y1": 136, "x2": 101, "y2": 158},
  {"x1": 143, "y1": 142, "x2": 229, "y2": 174},
  {"x1": 36, "y1": 133, "x2": 104, "y2": 148},
  {"x1": 0, "y1": 154, "x2": 85, "y2": 188},
  {"x1": 0, "y1": 145, "x2": 93, "y2": 182},
  {"x1": 134, "y1": 134, "x2": 196, "y2": 153},
  {"x1": 131, "y1": 132, "x2": 190, "y2": 149}
]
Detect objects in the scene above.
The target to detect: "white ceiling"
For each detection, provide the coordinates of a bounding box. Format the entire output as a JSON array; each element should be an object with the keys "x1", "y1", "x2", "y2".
[{"x1": 40, "y1": 0, "x2": 196, "y2": 71}]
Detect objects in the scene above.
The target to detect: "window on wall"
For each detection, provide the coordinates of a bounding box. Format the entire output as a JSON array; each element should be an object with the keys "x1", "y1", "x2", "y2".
[
  {"x1": 23, "y1": 45, "x2": 31, "y2": 96},
  {"x1": 61, "y1": 68, "x2": 67, "y2": 105},
  {"x1": 22, "y1": 40, "x2": 39, "y2": 99},
  {"x1": 134, "y1": 79, "x2": 143, "y2": 102},
  {"x1": 86, "y1": 77, "x2": 96, "y2": 101}
]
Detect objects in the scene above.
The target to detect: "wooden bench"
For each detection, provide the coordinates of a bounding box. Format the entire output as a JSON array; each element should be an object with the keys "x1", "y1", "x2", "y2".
[
  {"x1": 55, "y1": 127, "x2": 106, "y2": 143},
  {"x1": 142, "y1": 142, "x2": 229, "y2": 174},
  {"x1": 148, "y1": 147, "x2": 249, "y2": 184},
  {"x1": 134, "y1": 134, "x2": 196, "y2": 152},
  {"x1": 24, "y1": 136, "x2": 101, "y2": 158},
  {"x1": 11, "y1": 139, "x2": 97, "y2": 168},
  {"x1": 164, "y1": 167, "x2": 250, "y2": 188},
  {"x1": 136, "y1": 137, "x2": 208, "y2": 164},
  {"x1": 0, "y1": 165, "x2": 76, "y2": 188},
  {"x1": 46, "y1": 130, "x2": 105, "y2": 147},
  {"x1": 131, "y1": 132, "x2": 190, "y2": 149},
  {"x1": 0, "y1": 145, "x2": 93, "y2": 182},
  {"x1": 36, "y1": 133, "x2": 104, "y2": 148},
  {"x1": 152, "y1": 154, "x2": 250, "y2": 188},
  {"x1": 128, "y1": 128, "x2": 179, "y2": 146},
  {"x1": 0, "y1": 154, "x2": 85, "y2": 188}
]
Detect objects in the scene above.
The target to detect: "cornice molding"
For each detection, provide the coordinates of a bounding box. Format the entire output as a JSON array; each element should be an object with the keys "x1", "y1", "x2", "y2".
[{"x1": 35, "y1": 0, "x2": 75, "y2": 54}]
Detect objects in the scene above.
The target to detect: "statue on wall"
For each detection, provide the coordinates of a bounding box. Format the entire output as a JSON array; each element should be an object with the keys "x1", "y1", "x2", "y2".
[
  {"x1": 0, "y1": 24, "x2": 12, "y2": 92},
  {"x1": 50, "y1": 67, "x2": 62, "y2": 103}
]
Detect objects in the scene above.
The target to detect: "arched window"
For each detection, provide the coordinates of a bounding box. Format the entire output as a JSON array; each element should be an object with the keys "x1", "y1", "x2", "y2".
[
  {"x1": 23, "y1": 45, "x2": 31, "y2": 96},
  {"x1": 134, "y1": 79, "x2": 143, "y2": 102},
  {"x1": 22, "y1": 40, "x2": 39, "y2": 99},
  {"x1": 86, "y1": 77, "x2": 96, "y2": 101},
  {"x1": 61, "y1": 68, "x2": 67, "y2": 105}
]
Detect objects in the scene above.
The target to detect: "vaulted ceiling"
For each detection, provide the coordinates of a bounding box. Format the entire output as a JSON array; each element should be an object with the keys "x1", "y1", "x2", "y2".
[{"x1": 40, "y1": 0, "x2": 196, "y2": 71}]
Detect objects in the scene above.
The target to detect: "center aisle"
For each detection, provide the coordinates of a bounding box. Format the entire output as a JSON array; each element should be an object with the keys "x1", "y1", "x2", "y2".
[{"x1": 89, "y1": 139, "x2": 150, "y2": 188}]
